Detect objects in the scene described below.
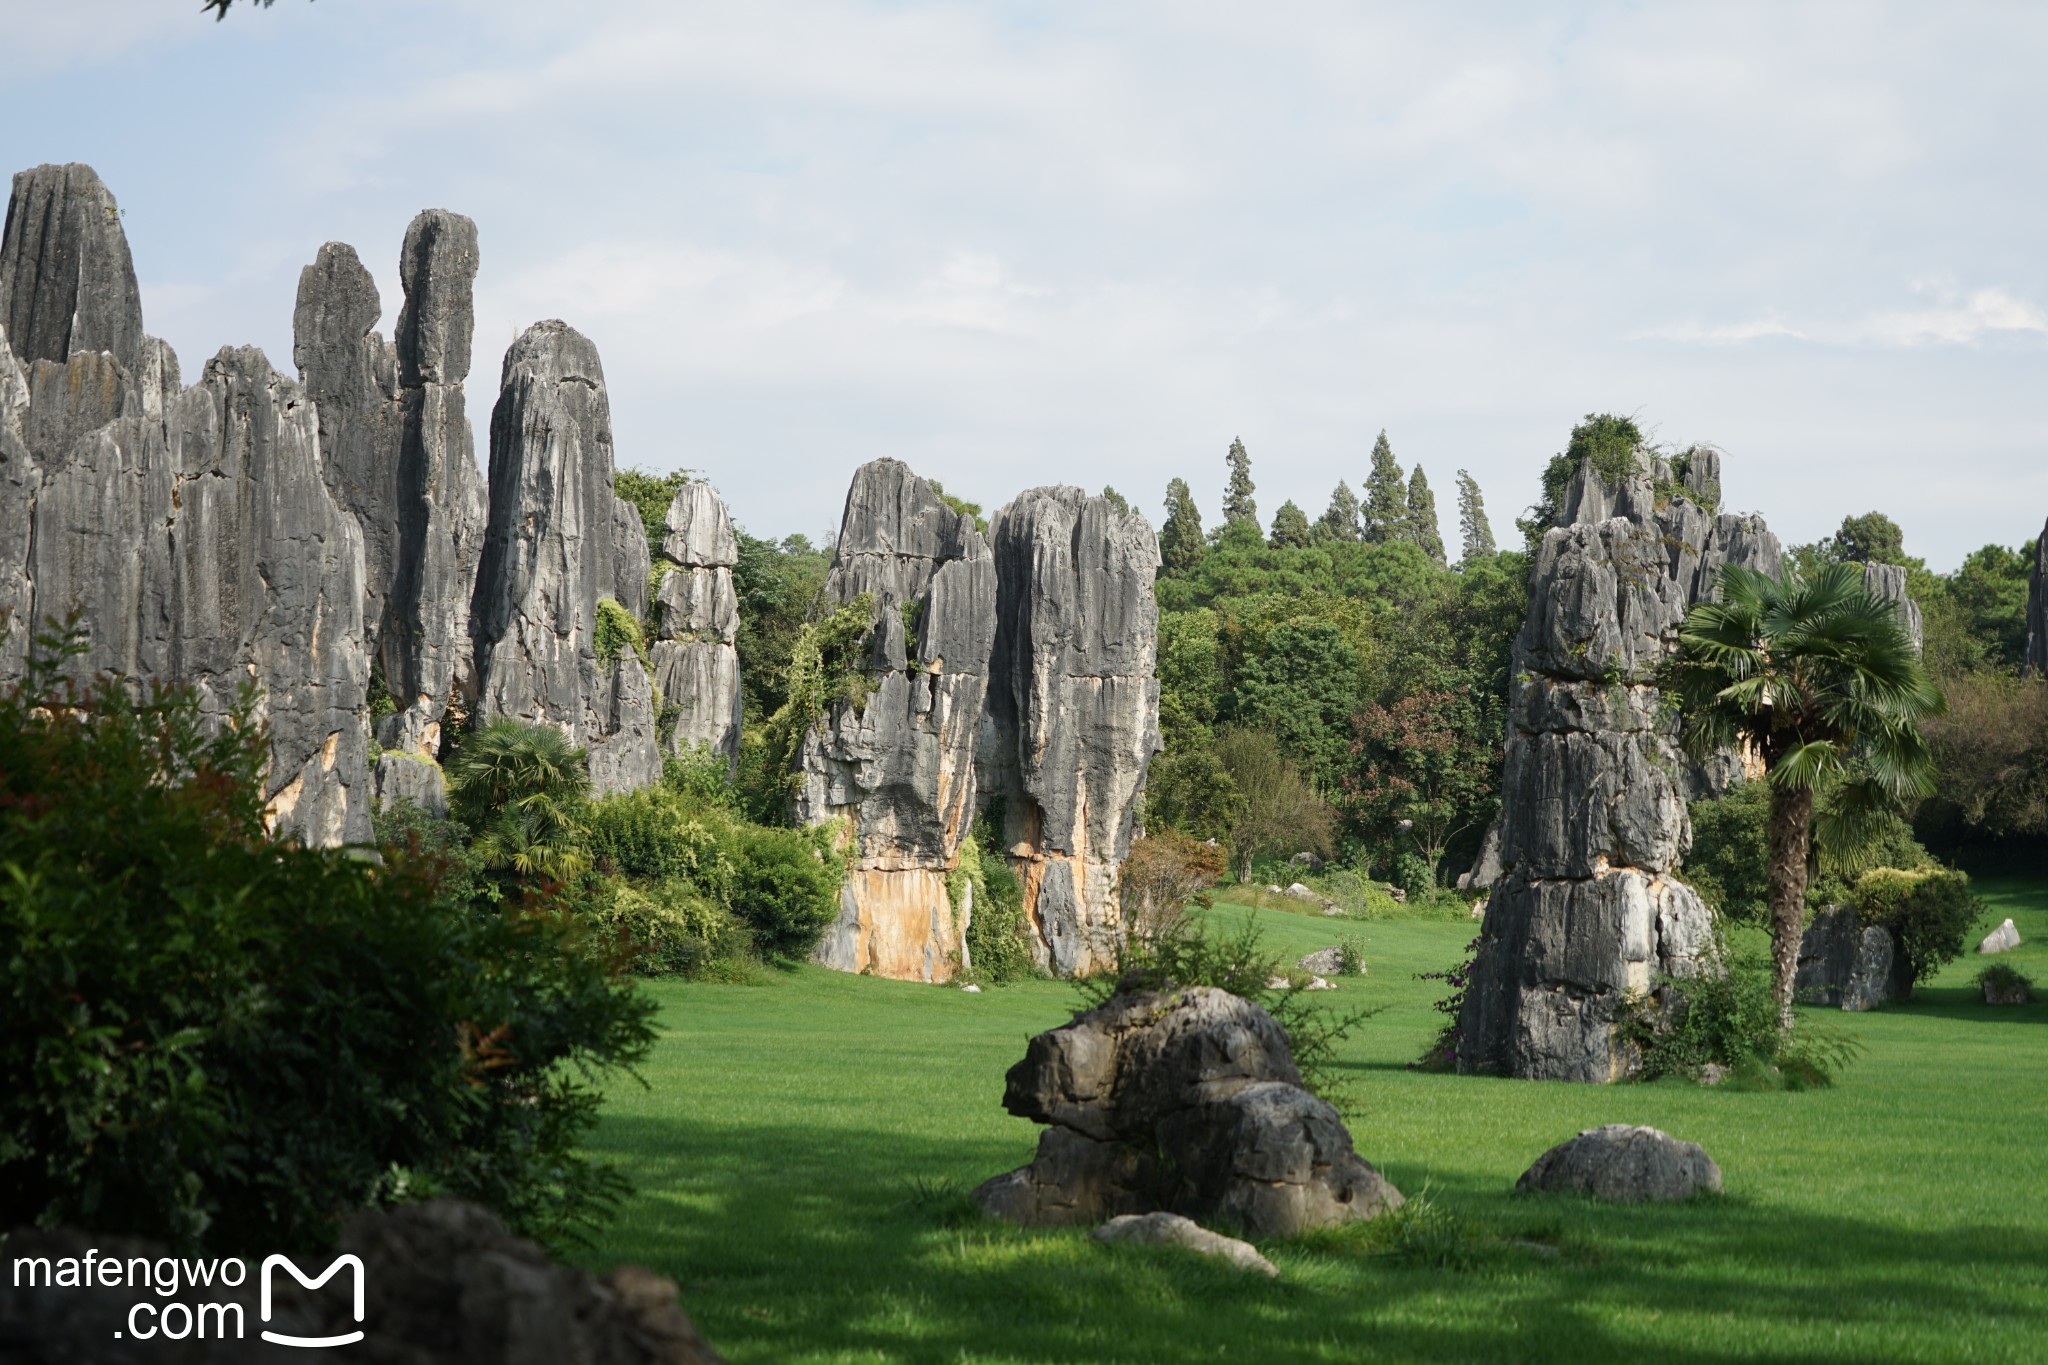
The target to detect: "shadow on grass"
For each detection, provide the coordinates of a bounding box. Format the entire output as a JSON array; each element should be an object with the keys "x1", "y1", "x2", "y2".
[{"x1": 580, "y1": 1114, "x2": 2047, "y2": 1365}]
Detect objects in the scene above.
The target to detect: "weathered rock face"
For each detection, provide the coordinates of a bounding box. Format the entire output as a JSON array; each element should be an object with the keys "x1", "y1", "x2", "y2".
[
  {"x1": 1861, "y1": 561, "x2": 1924, "y2": 653},
  {"x1": 0, "y1": 165, "x2": 373, "y2": 846},
  {"x1": 0, "y1": 1200, "x2": 726, "y2": 1364},
  {"x1": 1458, "y1": 450, "x2": 1780, "y2": 1081},
  {"x1": 293, "y1": 211, "x2": 488, "y2": 758},
  {"x1": 983, "y1": 487, "x2": 1162, "y2": 976},
  {"x1": 2028, "y1": 518, "x2": 2048, "y2": 677},
  {"x1": 1795, "y1": 906, "x2": 1908, "y2": 1011},
  {"x1": 1516, "y1": 1124, "x2": 1721, "y2": 1202},
  {"x1": 0, "y1": 163, "x2": 145, "y2": 379},
  {"x1": 471, "y1": 320, "x2": 659, "y2": 794},
  {"x1": 976, "y1": 986, "x2": 1403, "y2": 1238},
  {"x1": 650, "y1": 481, "x2": 742, "y2": 761},
  {"x1": 801, "y1": 459, "x2": 995, "y2": 981}
]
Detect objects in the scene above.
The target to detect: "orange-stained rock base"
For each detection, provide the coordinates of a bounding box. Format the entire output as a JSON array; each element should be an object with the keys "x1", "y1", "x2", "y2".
[{"x1": 813, "y1": 867, "x2": 969, "y2": 983}]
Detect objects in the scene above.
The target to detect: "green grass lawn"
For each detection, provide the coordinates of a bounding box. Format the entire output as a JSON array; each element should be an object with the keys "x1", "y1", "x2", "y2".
[{"x1": 580, "y1": 877, "x2": 2048, "y2": 1363}]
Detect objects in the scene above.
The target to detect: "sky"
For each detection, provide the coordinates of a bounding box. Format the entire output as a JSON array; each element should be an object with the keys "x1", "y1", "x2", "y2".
[{"x1": 4, "y1": 1, "x2": 2045, "y2": 569}]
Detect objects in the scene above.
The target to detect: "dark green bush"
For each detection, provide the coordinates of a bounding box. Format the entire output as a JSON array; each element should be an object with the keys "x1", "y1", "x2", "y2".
[
  {"x1": 732, "y1": 824, "x2": 844, "y2": 960},
  {"x1": 956, "y1": 826, "x2": 1041, "y2": 985},
  {"x1": 1684, "y1": 779, "x2": 1933, "y2": 922},
  {"x1": 0, "y1": 643, "x2": 652, "y2": 1254},
  {"x1": 1618, "y1": 947, "x2": 1860, "y2": 1089},
  {"x1": 1851, "y1": 867, "x2": 1979, "y2": 986}
]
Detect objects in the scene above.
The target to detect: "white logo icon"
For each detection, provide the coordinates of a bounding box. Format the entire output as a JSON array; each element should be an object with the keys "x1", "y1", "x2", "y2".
[{"x1": 259, "y1": 1254, "x2": 366, "y2": 1348}]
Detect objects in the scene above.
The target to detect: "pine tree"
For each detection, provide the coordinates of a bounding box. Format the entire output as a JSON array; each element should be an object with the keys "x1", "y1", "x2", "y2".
[
  {"x1": 1456, "y1": 469, "x2": 1495, "y2": 564},
  {"x1": 1159, "y1": 478, "x2": 1206, "y2": 576},
  {"x1": 1406, "y1": 466, "x2": 1446, "y2": 565},
  {"x1": 1316, "y1": 481, "x2": 1361, "y2": 542},
  {"x1": 1269, "y1": 500, "x2": 1312, "y2": 549},
  {"x1": 1361, "y1": 430, "x2": 1406, "y2": 543},
  {"x1": 1222, "y1": 438, "x2": 1258, "y2": 530}
]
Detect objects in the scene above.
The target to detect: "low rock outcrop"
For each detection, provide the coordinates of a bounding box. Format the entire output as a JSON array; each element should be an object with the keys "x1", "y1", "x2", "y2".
[
  {"x1": 1795, "y1": 906, "x2": 1908, "y2": 1011},
  {"x1": 982, "y1": 487, "x2": 1162, "y2": 975},
  {"x1": 1978, "y1": 918, "x2": 2022, "y2": 954},
  {"x1": 1457, "y1": 448, "x2": 1779, "y2": 1081},
  {"x1": 0, "y1": 1199, "x2": 724, "y2": 1363},
  {"x1": 800, "y1": 460, "x2": 995, "y2": 981},
  {"x1": 1090, "y1": 1212, "x2": 1278, "y2": 1276},
  {"x1": 471, "y1": 320, "x2": 660, "y2": 795},
  {"x1": 650, "y1": 482, "x2": 743, "y2": 761},
  {"x1": 975, "y1": 985, "x2": 1402, "y2": 1238},
  {"x1": 1516, "y1": 1124, "x2": 1722, "y2": 1202}
]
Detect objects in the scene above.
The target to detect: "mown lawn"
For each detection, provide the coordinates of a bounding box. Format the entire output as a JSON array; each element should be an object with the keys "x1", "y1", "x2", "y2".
[{"x1": 580, "y1": 876, "x2": 2048, "y2": 1363}]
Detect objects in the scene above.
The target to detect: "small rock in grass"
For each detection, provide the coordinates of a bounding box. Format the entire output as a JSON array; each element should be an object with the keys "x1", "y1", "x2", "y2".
[
  {"x1": 1516, "y1": 1124, "x2": 1721, "y2": 1203},
  {"x1": 1321, "y1": 905, "x2": 1346, "y2": 917},
  {"x1": 1698, "y1": 1063, "x2": 1728, "y2": 1087},
  {"x1": 1284, "y1": 882, "x2": 1316, "y2": 900},
  {"x1": 1978, "y1": 919, "x2": 2021, "y2": 954},
  {"x1": 960, "y1": 984, "x2": 982, "y2": 993},
  {"x1": 1265, "y1": 975, "x2": 1291, "y2": 990},
  {"x1": 1296, "y1": 946, "x2": 1364, "y2": 977},
  {"x1": 1265, "y1": 884, "x2": 1284, "y2": 894},
  {"x1": 1090, "y1": 1212, "x2": 1278, "y2": 1277}
]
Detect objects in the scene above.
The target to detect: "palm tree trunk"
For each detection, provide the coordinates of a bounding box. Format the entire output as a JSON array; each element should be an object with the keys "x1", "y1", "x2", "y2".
[{"x1": 1765, "y1": 784, "x2": 1814, "y2": 1028}]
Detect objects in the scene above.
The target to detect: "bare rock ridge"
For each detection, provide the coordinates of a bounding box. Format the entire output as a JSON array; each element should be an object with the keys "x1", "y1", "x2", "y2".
[
  {"x1": 0, "y1": 163, "x2": 373, "y2": 844},
  {"x1": 1457, "y1": 447, "x2": 1781, "y2": 1082},
  {"x1": 802, "y1": 459, "x2": 997, "y2": 980},
  {"x1": 2026, "y1": 514, "x2": 2047, "y2": 676},
  {"x1": 471, "y1": 319, "x2": 660, "y2": 795},
  {"x1": 651, "y1": 481, "x2": 743, "y2": 761},
  {"x1": 982, "y1": 486, "x2": 1163, "y2": 975},
  {"x1": 0, "y1": 161, "x2": 677, "y2": 840}
]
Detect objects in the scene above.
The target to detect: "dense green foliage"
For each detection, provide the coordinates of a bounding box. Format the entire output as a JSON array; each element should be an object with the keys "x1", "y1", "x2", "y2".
[
  {"x1": 1685, "y1": 778, "x2": 1934, "y2": 923},
  {"x1": 614, "y1": 467, "x2": 698, "y2": 555},
  {"x1": 1620, "y1": 948, "x2": 1857, "y2": 1089},
  {"x1": 0, "y1": 648, "x2": 651, "y2": 1253},
  {"x1": 956, "y1": 824, "x2": 1040, "y2": 985},
  {"x1": 1849, "y1": 866, "x2": 1980, "y2": 987},
  {"x1": 446, "y1": 718, "x2": 594, "y2": 884}
]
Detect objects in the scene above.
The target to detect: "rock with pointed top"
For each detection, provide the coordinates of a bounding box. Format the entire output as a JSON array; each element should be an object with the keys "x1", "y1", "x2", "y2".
[
  {"x1": 650, "y1": 482, "x2": 742, "y2": 761},
  {"x1": 471, "y1": 319, "x2": 656, "y2": 795},
  {"x1": 982, "y1": 486, "x2": 1161, "y2": 976},
  {"x1": 0, "y1": 162, "x2": 145, "y2": 378},
  {"x1": 799, "y1": 459, "x2": 995, "y2": 981}
]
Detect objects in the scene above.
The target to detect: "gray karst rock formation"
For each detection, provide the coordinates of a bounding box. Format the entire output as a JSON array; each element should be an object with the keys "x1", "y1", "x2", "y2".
[
  {"x1": 1795, "y1": 906, "x2": 1909, "y2": 1011},
  {"x1": 976, "y1": 985, "x2": 1403, "y2": 1237},
  {"x1": 2029, "y1": 517, "x2": 2048, "y2": 676},
  {"x1": 1456, "y1": 447, "x2": 1781, "y2": 1081},
  {"x1": 800, "y1": 459, "x2": 997, "y2": 981},
  {"x1": 981, "y1": 486, "x2": 1162, "y2": 975},
  {"x1": 0, "y1": 164, "x2": 374, "y2": 844},
  {"x1": 471, "y1": 319, "x2": 661, "y2": 795},
  {"x1": 294, "y1": 210, "x2": 488, "y2": 767},
  {"x1": 1860, "y1": 560, "x2": 1924, "y2": 653},
  {"x1": 650, "y1": 481, "x2": 743, "y2": 762}
]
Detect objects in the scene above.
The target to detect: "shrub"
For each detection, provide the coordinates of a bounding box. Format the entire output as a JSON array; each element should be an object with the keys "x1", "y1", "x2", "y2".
[
  {"x1": 1618, "y1": 946, "x2": 1860, "y2": 1089},
  {"x1": 1976, "y1": 962, "x2": 2033, "y2": 1003},
  {"x1": 1119, "y1": 829, "x2": 1229, "y2": 931},
  {"x1": 0, "y1": 644, "x2": 652, "y2": 1254},
  {"x1": 1413, "y1": 936, "x2": 1480, "y2": 1071},
  {"x1": 1684, "y1": 779, "x2": 1932, "y2": 921},
  {"x1": 956, "y1": 830, "x2": 1040, "y2": 985},
  {"x1": 584, "y1": 784, "x2": 735, "y2": 892},
  {"x1": 1850, "y1": 867, "x2": 1979, "y2": 986},
  {"x1": 594, "y1": 595, "x2": 648, "y2": 667},
  {"x1": 732, "y1": 824, "x2": 844, "y2": 960},
  {"x1": 588, "y1": 876, "x2": 755, "y2": 981},
  {"x1": 445, "y1": 719, "x2": 591, "y2": 885}
]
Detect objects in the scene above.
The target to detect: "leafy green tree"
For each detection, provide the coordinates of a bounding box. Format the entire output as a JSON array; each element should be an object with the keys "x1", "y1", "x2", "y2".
[
  {"x1": 1214, "y1": 727, "x2": 1335, "y2": 880},
  {"x1": 1222, "y1": 438, "x2": 1258, "y2": 530},
  {"x1": 733, "y1": 530, "x2": 832, "y2": 723},
  {"x1": 1923, "y1": 542, "x2": 2033, "y2": 674},
  {"x1": 1159, "y1": 478, "x2": 1207, "y2": 576},
  {"x1": 1268, "y1": 499, "x2": 1312, "y2": 549},
  {"x1": 1455, "y1": 469, "x2": 1495, "y2": 563},
  {"x1": 1361, "y1": 430, "x2": 1406, "y2": 542},
  {"x1": 0, "y1": 639, "x2": 650, "y2": 1252},
  {"x1": 1406, "y1": 465, "x2": 1446, "y2": 565},
  {"x1": 1316, "y1": 481, "x2": 1362, "y2": 543},
  {"x1": 446, "y1": 720, "x2": 593, "y2": 884},
  {"x1": 1342, "y1": 683, "x2": 1499, "y2": 881},
  {"x1": 613, "y1": 467, "x2": 698, "y2": 558},
  {"x1": 1227, "y1": 619, "x2": 1363, "y2": 788},
  {"x1": 1529, "y1": 413, "x2": 1644, "y2": 538},
  {"x1": 1917, "y1": 668, "x2": 2048, "y2": 847},
  {"x1": 1669, "y1": 562, "x2": 1946, "y2": 1024},
  {"x1": 1827, "y1": 512, "x2": 1908, "y2": 567}
]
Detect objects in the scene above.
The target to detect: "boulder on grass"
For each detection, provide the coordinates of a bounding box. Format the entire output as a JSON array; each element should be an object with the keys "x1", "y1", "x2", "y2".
[
  {"x1": 1296, "y1": 946, "x2": 1364, "y2": 977},
  {"x1": 975, "y1": 985, "x2": 1402, "y2": 1239},
  {"x1": 1795, "y1": 907, "x2": 1908, "y2": 1011},
  {"x1": 1978, "y1": 918, "x2": 2021, "y2": 954},
  {"x1": 1516, "y1": 1124, "x2": 1721, "y2": 1203},
  {"x1": 1091, "y1": 1211, "x2": 1278, "y2": 1276}
]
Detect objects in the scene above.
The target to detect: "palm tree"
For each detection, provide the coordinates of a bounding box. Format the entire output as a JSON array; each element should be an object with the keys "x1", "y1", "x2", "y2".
[
  {"x1": 445, "y1": 719, "x2": 592, "y2": 884},
  {"x1": 1669, "y1": 562, "x2": 1945, "y2": 1024}
]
